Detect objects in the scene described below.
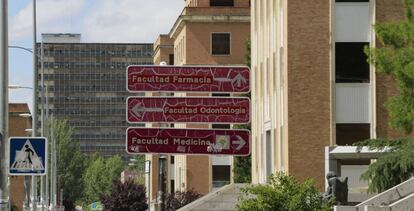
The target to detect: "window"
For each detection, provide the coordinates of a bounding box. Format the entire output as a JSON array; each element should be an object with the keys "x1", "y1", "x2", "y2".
[
  {"x1": 335, "y1": 42, "x2": 370, "y2": 83},
  {"x1": 210, "y1": 0, "x2": 234, "y2": 6},
  {"x1": 211, "y1": 33, "x2": 230, "y2": 55},
  {"x1": 212, "y1": 166, "x2": 230, "y2": 188},
  {"x1": 169, "y1": 54, "x2": 174, "y2": 65},
  {"x1": 336, "y1": 123, "x2": 370, "y2": 145}
]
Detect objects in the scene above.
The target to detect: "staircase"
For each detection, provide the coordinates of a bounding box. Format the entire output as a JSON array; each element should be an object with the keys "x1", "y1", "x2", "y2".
[
  {"x1": 335, "y1": 177, "x2": 414, "y2": 210},
  {"x1": 177, "y1": 183, "x2": 245, "y2": 211}
]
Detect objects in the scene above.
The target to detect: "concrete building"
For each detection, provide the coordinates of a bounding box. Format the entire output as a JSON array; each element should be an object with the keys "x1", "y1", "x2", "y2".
[
  {"x1": 36, "y1": 33, "x2": 152, "y2": 159},
  {"x1": 9, "y1": 103, "x2": 32, "y2": 211},
  {"x1": 148, "y1": 0, "x2": 250, "y2": 206},
  {"x1": 251, "y1": 0, "x2": 410, "y2": 202}
]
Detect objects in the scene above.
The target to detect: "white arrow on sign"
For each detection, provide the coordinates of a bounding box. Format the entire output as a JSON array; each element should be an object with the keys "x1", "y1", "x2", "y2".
[
  {"x1": 213, "y1": 73, "x2": 247, "y2": 88},
  {"x1": 232, "y1": 73, "x2": 247, "y2": 87},
  {"x1": 131, "y1": 104, "x2": 164, "y2": 118},
  {"x1": 233, "y1": 135, "x2": 246, "y2": 151}
]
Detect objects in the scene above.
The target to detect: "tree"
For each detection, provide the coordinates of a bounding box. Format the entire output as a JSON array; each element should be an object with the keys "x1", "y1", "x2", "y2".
[
  {"x1": 100, "y1": 180, "x2": 148, "y2": 211},
  {"x1": 165, "y1": 189, "x2": 202, "y2": 211},
  {"x1": 127, "y1": 155, "x2": 146, "y2": 185},
  {"x1": 83, "y1": 154, "x2": 125, "y2": 204},
  {"x1": 48, "y1": 118, "x2": 86, "y2": 211},
  {"x1": 358, "y1": 0, "x2": 414, "y2": 192},
  {"x1": 365, "y1": 0, "x2": 414, "y2": 133},
  {"x1": 233, "y1": 38, "x2": 252, "y2": 183},
  {"x1": 236, "y1": 172, "x2": 333, "y2": 211}
]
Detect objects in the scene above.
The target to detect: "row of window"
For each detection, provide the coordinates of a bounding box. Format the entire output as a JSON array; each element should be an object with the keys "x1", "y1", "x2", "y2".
[
  {"x1": 40, "y1": 61, "x2": 152, "y2": 70},
  {"x1": 40, "y1": 48, "x2": 153, "y2": 57},
  {"x1": 73, "y1": 134, "x2": 126, "y2": 140},
  {"x1": 68, "y1": 120, "x2": 127, "y2": 127},
  {"x1": 53, "y1": 108, "x2": 125, "y2": 116},
  {"x1": 48, "y1": 85, "x2": 126, "y2": 92},
  {"x1": 80, "y1": 145, "x2": 125, "y2": 152},
  {"x1": 49, "y1": 96, "x2": 127, "y2": 103},
  {"x1": 42, "y1": 73, "x2": 125, "y2": 81}
]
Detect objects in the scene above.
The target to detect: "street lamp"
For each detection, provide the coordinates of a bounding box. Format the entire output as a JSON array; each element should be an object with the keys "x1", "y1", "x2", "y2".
[{"x1": 8, "y1": 85, "x2": 34, "y2": 90}]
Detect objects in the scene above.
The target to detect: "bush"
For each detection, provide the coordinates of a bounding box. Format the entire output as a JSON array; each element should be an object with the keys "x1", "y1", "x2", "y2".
[
  {"x1": 100, "y1": 180, "x2": 148, "y2": 211},
  {"x1": 165, "y1": 189, "x2": 202, "y2": 210},
  {"x1": 237, "y1": 172, "x2": 334, "y2": 211}
]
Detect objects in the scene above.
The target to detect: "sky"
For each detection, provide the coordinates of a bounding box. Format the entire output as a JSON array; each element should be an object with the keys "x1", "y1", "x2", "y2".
[{"x1": 8, "y1": 0, "x2": 184, "y2": 112}]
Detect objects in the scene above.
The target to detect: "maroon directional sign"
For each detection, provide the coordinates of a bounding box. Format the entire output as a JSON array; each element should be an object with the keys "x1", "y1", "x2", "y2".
[
  {"x1": 126, "y1": 128, "x2": 250, "y2": 156},
  {"x1": 127, "y1": 97, "x2": 250, "y2": 124},
  {"x1": 127, "y1": 65, "x2": 250, "y2": 93}
]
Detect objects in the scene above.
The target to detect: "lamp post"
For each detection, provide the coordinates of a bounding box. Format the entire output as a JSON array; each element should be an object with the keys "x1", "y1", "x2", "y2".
[{"x1": 0, "y1": 0, "x2": 8, "y2": 209}]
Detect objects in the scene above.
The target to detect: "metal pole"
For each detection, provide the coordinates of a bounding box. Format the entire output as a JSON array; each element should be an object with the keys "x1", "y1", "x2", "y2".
[
  {"x1": 0, "y1": 0, "x2": 9, "y2": 210},
  {"x1": 51, "y1": 114, "x2": 56, "y2": 209},
  {"x1": 39, "y1": 38, "x2": 45, "y2": 211},
  {"x1": 31, "y1": 0, "x2": 38, "y2": 210}
]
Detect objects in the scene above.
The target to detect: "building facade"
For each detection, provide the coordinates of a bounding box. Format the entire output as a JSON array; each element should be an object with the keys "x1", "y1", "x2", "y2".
[
  {"x1": 251, "y1": 0, "x2": 409, "y2": 200},
  {"x1": 148, "y1": 0, "x2": 250, "y2": 205},
  {"x1": 36, "y1": 34, "x2": 152, "y2": 159},
  {"x1": 9, "y1": 103, "x2": 32, "y2": 211}
]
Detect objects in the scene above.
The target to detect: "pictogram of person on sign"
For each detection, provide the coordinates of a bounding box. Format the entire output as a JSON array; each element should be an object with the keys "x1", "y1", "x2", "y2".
[{"x1": 24, "y1": 144, "x2": 34, "y2": 164}]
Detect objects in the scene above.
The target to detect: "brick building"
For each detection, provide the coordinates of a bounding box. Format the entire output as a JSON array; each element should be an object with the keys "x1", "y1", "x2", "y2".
[
  {"x1": 9, "y1": 103, "x2": 32, "y2": 211},
  {"x1": 251, "y1": 0, "x2": 410, "y2": 203}
]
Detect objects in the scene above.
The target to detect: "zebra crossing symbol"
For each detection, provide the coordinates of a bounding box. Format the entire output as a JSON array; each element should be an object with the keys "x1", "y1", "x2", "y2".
[{"x1": 9, "y1": 137, "x2": 47, "y2": 175}]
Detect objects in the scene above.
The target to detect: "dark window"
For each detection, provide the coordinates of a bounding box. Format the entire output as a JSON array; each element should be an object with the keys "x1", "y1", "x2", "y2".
[
  {"x1": 336, "y1": 123, "x2": 370, "y2": 145},
  {"x1": 170, "y1": 180, "x2": 175, "y2": 194},
  {"x1": 169, "y1": 54, "x2": 174, "y2": 65},
  {"x1": 212, "y1": 93, "x2": 230, "y2": 97},
  {"x1": 212, "y1": 166, "x2": 231, "y2": 181},
  {"x1": 212, "y1": 124, "x2": 230, "y2": 129},
  {"x1": 170, "y1": 156, "x2": 174, "y2": 164},
  {"x1": 212, "y1": 33, "x2": 230, "y2": 55},
  {"x1": 336, "y1": 42, "x2": 370, "y2": 83},
  {"x1": 210, "y1": 0, "x2": 234, "y2": 6}
]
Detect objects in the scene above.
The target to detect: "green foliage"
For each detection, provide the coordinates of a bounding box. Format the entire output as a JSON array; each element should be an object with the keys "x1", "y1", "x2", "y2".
[
  {"x1": 355, "y1": 137, "x2": 414, "y2": 192},
  {"x1": 233, "y1": 155, "x2": 251, "y2": 183},
  {"x1": 48, "y1": 118, "x2": 86, "y2": 210},
  {"x1": 82, "y1": 154, "x2": 125, "y2": 204},
  {"x1": 100, "y1": 180, "x2": 148, "y2": 211},
  {"x1": 232, "y1": 37, "x2": 253, "y2": 184},
  {"x1": 365, "y1": 0, "x2": 414, "y2": 133},
  {"x1": 127, "y1": 155, "x2": 146, "y2": 185},
  {"x1": 246, "y1": 38, "x2": 251, "y2": 68},
  {"x1": 237, "y1": 172, "x2": 333, "y2": 211},
  {"x1": 358, "y1": 0, "x2": 414, "y2": 193}
]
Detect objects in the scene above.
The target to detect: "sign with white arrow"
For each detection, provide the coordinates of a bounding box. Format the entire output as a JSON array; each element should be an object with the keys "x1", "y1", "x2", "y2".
[
  {"x1": 127, "y1": 65, "x2": 250, "y2": 93},
  {"x1": 126, "y1": 128, "x2": 250, "y2": 156},
  {"x1": 127, "y1": 96, "x2": 250, "y2": 124}
]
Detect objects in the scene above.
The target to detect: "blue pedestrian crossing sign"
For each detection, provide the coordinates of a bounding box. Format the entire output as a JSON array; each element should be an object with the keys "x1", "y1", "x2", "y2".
[{"x1": 9, "y1": 137, "x2": 47, "y2": 175}]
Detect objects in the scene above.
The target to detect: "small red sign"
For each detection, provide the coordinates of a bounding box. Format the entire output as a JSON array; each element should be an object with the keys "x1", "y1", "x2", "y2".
[
  {"x1": 127, "y1": 97, "x2": 250, "y2": 124},
  {"x1": 127, "y1": 65, "x2": 250, "y2": 93},
  {"x1": 126, "y1": 128, "x2": 250, "y2": 156}
]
